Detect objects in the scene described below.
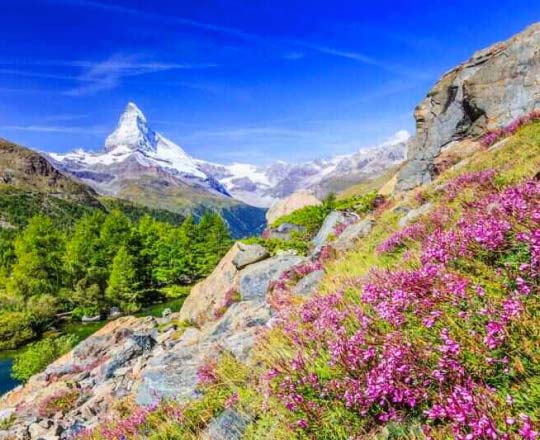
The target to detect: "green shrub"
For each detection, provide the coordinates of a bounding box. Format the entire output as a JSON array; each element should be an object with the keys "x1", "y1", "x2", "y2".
[
  {"x1": 11, "y1": 335, "x2": 77, "y2": 382},
  {"x1": 0, "y1": 311, "x2": 35, "y2": 350},
  {"x1": 271, "y1": 204, "x2": 332, "y2": 235},
  {"x1": 334, "y1": 191, "x2": 379, "y2": 214},
  {"x1": 38, "y1": 388, "x2": 80, "y2": 417},
  {"x1": 242, "y1": 235, "x2": 309, "y2": 256}
]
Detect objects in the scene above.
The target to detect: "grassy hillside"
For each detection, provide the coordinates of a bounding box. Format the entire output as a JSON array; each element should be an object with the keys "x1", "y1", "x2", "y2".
[
  {"x1": 114, "y1": 175, "x2": 266, "y2": 238},
  {"x1": 0, "y1": 138, "x2": 104, "y2": 229},
  {"x1": 80, "y1": 121, "x2": 540, "y2": 439}
]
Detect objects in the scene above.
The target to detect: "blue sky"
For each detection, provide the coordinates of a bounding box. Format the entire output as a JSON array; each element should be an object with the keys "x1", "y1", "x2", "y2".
[{"x1": 0, "y1": 0, "x2": 539, "y2": 164}]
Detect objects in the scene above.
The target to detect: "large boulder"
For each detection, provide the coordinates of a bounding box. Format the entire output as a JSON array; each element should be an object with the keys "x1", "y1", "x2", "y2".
[
  {"x1": 136, "y1": 328, "x2": 205, "y2": 405},
  {"x1": 312, "y1": 211, "x2": 359, "y2": 253},
  {"x1": 266, "y1": 190, "x2": 321, "y2": 225},
  {"x1": 201, "y1": 409, "x2": 249, "y2": 440},
  {"x1": 208, "y1": 301, "x2": 272, "y2": 361},
  {"x1": 178, "y1": 243, "x2": 241, "y2": 326},
  {"x1": 239, "y1": 254, "x2": 304, "y2": 302},
  {"x1": 331, "y1": 218, "x2": 374, "y2": 252},
  {"x1": 398, "y1": 203, "x2": 432, "y2": 228},
  {"x1": 232, "y1": 242, "x2": 270, "y2": 270},
  {"x1": 397, "y1": 23, "x2": 540, "y2": 191},
  {"x1": 137, "y1": 301, "x2": 273, "y2": 405},
  {"x1": 292, "y1": 270, "x2": 325, "y2": 296}
]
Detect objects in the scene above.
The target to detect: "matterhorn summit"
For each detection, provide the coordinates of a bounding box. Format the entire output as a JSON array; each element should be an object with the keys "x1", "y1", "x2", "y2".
[
  {"x1": 49, "y1": 102, "x2": 228, "y2": 198},
  {"x1": 104, "y1": 102, "x2": 159, "y2": 153}
]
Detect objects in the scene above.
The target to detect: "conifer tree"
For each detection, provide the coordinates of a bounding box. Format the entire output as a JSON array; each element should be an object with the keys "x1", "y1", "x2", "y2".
[
  {"x1": 64, "y1": 211, "x2": 106, "y2": 290},
  {"x1": 105, "y1": 246, "x2": 139, "y2": 312},
  {"x1": 8, "y1": 215, "x2": 64, "y2": 299}
]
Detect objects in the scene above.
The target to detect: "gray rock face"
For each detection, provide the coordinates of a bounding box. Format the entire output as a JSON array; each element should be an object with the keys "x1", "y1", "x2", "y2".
[
  {"x1": 397, "y1": 23, "x2": 540, "y2": 190},
  {"x1": 201, "y1": 409, "x2": 249, "y2": 440},
  {"x1": 136, "y1": 328, "x2": 205, "y2": 405},
  {"x1": 398, "y1": 203, "x2": 432, "y2": 228},
  {"x1": 266, "y1": 222, "x2": 306, "y2": 241},
  {"x1": 239, "y1": 255, "x2": 304, "y2": 301},
  {"x1": 292, "y1": 270, "x2": 325, "y2": 296},
  {"x1": 331, "y1": 218, "x2": 374, "y2": 252},
  {"x1": 312, "y1": 211, "x2": 359, "y2": 253},
  {"x1": 232, "y1": 243, "x2": 270, "y2": 269},
  {"x1": 137, "y1": 301, "x2": 273, "y2": 405}
]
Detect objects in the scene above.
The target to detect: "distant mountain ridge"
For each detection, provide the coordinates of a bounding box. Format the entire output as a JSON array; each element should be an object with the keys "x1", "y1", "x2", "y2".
[
  {"x1": 49, "y1": 103, "x2": 229, "y2": 198},
  {"x1": 49, "y1": 103, "x2": 409, "y2": 208}
]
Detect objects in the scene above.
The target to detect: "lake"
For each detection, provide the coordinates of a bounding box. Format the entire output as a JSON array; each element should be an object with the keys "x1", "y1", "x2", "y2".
[
  {"x1": 0, "y1": 296, "x2": 186, "y2": 396},
  {"x1": 0, "y1": 352, "x2": 19, "y2": 396}
]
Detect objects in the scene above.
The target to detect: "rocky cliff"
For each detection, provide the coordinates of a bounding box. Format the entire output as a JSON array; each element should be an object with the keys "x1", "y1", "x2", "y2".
[{"x1": 397, "y1": 22, "x2": 540, "y2": 190}]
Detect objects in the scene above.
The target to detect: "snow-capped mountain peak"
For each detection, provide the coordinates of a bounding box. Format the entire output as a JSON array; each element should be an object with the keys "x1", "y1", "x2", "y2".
[
  {"x1": 197, "y1": 130, "x2": 411, "y2": 207},
  {"x1": 48, "y1": 103, "x2": 229, "y2": 197},
  {"x1": 104, "y1": 102, "x2": 158, "y2": 153}
]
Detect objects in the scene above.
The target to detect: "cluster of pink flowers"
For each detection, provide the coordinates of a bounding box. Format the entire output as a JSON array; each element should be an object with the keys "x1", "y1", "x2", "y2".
[
  {"x1": 77, "y1": 400, "x2": 184, "y2": 440},
  {"x1": 263, "y1": 175, "x2": 540, "y2": 438},
  {"x1": 196, "y1": 358, "x2": 219, "y2": 386},
  {"x1": 93, "y1": 405, "x2": 156, "y2": 439},
  {"x1": 444, "y1": 169, "x2": 496, "y2": 200},
  {"x1": 376, "y1": 222, "x2": 427, "y2": 254},
  {"x1": 481, "y1": 110, "x2": 540, "y2": 147}
]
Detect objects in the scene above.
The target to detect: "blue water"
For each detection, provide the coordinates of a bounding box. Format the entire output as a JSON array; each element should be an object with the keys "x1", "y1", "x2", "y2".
[{"x1": 0, "y1": 354, "x2": 19, "y2": 395}]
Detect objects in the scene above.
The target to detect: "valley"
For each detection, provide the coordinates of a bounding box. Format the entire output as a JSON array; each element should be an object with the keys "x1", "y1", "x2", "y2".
[{"x1": 1, "y1": 6, "x2": 540, "y2": 440}]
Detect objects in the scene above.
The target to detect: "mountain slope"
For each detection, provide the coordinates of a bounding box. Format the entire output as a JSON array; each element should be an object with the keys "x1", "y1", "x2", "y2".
[
  {"x1": 0, "y1": 138, "x2": 103, "y2": 229},
  {"x1": 48, "y1": 103, "x2": 265, "y2": 237}
]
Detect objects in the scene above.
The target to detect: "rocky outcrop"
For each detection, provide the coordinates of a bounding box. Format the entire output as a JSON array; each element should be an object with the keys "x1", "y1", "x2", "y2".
[
  {"x1": 265, "y1": 222, "x2": 307, "y2": 241},
  {"x1": 178, "y1": 243, "x2": 242, "y2": 326},
  {"x1": 312, "y1": 211, "x2": 359, "y2": 253},
  {"x1": 292, "y1": 270, "x2": 325, "y2": 296},
  {"x1": 232, "y1": 243, "x2": 270, "y2": 270},
  {"x1": 397, "y1": 23, "x2": 540, "y2": 190},
  {"x1": 239, "y1": 254, "x2": 305, "y2": 301},
  {"x1": 265, "y1": 190, "x2": 321, "y2": 224},
  {"x1": 201, "y1": 409, "x2": 249, "y2": 440},
  {"x1": 331, "y1": 218, "x2": 374, "y2": 252},
  {"x1": 398, "y1": 203, "x2": 433, "y2": 228},
  {"x1": 0, "y1": 236, "x2": 304, "y2": 438}
]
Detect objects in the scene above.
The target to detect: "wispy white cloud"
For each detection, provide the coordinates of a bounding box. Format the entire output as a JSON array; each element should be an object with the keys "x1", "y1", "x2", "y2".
[
  {"x1": 63, "y1": 54, "x2": 217, "y2": 96},
  {"x1": 47, "y1": 0, "x2": 429, "y2": 79},
  {"x1": 0, "y1": 55, "x2": 218, "y2": 96},
  {"x1": 282, "y1": 51, "x2": 305, "y2": 60},
  {"x1": 292, "y1": 41, "x2": 432, "y2": 80},
  {"x1": 0, "y1": 68, "x2": 77, "y2": 81},
  {"x1": 292, "y1": 41, "x2": 378, "y2": 65}
]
